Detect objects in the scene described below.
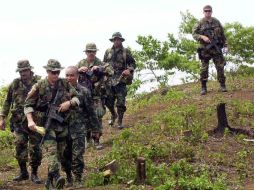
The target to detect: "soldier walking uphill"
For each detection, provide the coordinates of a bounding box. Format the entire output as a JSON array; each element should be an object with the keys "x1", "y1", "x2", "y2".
[
  {"x1": 24, "y1": 59, "x2": 79, "y2": 190},
  {"x1": 192, "y1": 5, "x2": 228, "y2": 95},
  {"x1": 0, "y1": 60, "x2": 42, "y2": 184},
  {"x1": 77, "y1": 43, "x2": 113, "y2": 149},
  {"x1": 103, "y1": 32, "x2": 136, "y2": 129},
  {"x1": 62, "y1": 66, "x2": 100, "y2": 187}
]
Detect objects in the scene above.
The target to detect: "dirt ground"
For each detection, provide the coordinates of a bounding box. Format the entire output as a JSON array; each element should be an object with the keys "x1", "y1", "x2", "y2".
[{"x1": 1, "y1": 87, "x2": 254, "y2": 190}]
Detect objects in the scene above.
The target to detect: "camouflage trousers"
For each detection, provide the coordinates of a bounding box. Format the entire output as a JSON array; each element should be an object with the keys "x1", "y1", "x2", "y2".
[
  {"x1": 14, "y1": 126, "x2": 42, "y2": 168},
  {"x1": 199, "y1": 48, "x2": 226, "y2": 83},
  {"x1": 62, "y1": 123, "x2": 86, "y2": 177},
  {"x1": 105, "y1": 83, "x2": 127, "y2": 116},
  {"x1": 43, "y1": 127, "x2": 67, "y2": 174}
]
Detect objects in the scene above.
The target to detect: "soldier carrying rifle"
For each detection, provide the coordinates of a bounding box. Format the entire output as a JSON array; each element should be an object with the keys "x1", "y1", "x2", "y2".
[
  {"x1": 0, "y1": 60, "x2": 42, "y2": 184},
  {"x1": 192, "y1": 5, "x2": 228, "y2": 95}
]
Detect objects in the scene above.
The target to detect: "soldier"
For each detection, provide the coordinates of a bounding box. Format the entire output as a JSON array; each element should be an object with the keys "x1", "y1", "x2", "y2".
[
  {"x1": 192, "y1": 5, "x2": 228, "y2": 95},
  {"x1": 62, "y1": 66, "x2": 100, "y2": 187},
  {"x1": 103, "y1": 32, "x2": 136, "y2": 129},
  {"x1": 24, "y1": 59, "x2": 79, "y2": 190},
  {"x1": 0, "y1": 60, "x2": 42, "y2": 184},
  {"x1": 77, "y1": 43, "x2": 113, "y2": 149}
]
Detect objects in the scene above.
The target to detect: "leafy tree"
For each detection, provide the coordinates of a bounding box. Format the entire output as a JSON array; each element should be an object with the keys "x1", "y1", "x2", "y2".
[{"x1": 132, "y1": 11, "x2": 254, "y2": 93}]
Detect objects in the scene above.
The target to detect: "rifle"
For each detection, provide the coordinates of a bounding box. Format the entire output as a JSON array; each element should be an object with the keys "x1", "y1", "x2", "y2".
[
  {"x1": 78, "y1": 69, "x2": 103, "y2": 91},
  {"x1": 40, "y1": 89, "x2": 64, "y2": 146},
  {"x1": 197, "y1": 26, "x2": 223, "y2": 59}
]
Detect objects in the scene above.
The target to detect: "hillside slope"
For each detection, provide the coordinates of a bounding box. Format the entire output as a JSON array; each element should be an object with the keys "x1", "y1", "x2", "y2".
[{"x1": 0, "y1": 76, "x2": 254, "y2": 190}]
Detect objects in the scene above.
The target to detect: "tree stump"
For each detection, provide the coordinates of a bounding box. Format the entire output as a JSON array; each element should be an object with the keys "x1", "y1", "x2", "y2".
[
  {"x1": 210, "y1": 103, "x2": 253, "y2": 137},
  {"x1": 213, "y1": 103, "x2": 229, "y2": 134},
  {"x1": 137, "y1": 157, "x2": 146, "y2": 184}
]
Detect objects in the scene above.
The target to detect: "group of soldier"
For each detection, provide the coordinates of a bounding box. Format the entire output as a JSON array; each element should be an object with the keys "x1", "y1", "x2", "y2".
[
  {"x1": 0, "y1": 4, "x2": 229, "y2": 190},
  {"x1": 0, "y1": 32, "x2": 136, "y2": 189}
]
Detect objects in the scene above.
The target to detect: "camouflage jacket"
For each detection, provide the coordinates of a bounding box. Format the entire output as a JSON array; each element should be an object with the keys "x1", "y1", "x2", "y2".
[
  {"x1": 66, "y1": 84, "x2": 100, "y2": 134},
  {"x1": 24, "y1": 78, "x2": 78, "y2": 129},
  {"x1": 77, "y1": 57, "x2": 114, "y2": 99},
  {"x1": 0, "y1": 75, "x2": 41, "y2": 127},
  {"x1": 103, "y1": 45, "x2": 136, "y2": 86},
  {"x1": 192, "y1": 17, "x2": 227, "y2": 48}
]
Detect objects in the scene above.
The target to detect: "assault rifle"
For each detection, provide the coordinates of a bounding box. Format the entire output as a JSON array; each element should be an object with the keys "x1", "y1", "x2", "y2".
[
  {"x1": 40, "y1": 89, "x2": 64, "y2": 146},
  {"x1": 197, "y1": 27, "x2": 223, "y2": 59},
  {"x1": 78, "y1": 68, "x2": 103, "y2": 91}
]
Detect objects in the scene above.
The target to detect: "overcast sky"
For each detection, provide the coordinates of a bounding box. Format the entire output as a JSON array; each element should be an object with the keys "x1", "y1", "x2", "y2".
[{"x1": 0, "y1": 0, "x2": 253, "y2": 86}]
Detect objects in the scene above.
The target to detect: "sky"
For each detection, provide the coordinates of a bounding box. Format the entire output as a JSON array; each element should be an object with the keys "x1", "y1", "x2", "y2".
[{"x1": 0, "y1": 0, "x2": 253, "y2": 88}]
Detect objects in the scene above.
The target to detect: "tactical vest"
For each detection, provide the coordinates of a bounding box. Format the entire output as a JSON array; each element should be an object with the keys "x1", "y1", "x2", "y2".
[{"x1": 105, "y1": 48, "x2": 133, "y2": 85}]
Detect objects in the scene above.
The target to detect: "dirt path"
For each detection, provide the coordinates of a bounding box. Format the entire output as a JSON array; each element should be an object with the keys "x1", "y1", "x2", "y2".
[
  {"x1": 1, "y1": 88, "x2": 254, "y2": 189},
  {"x1": 0, "y1": 114, "x2": 129, "y2": 190}
]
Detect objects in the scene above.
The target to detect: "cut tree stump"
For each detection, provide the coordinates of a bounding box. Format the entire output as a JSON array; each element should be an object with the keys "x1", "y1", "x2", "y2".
[
  {"x1": 137, "y1": 157, "x2": 146, "y2": 184},
  {"x1": 209, "y1": 103, "x2": 253, "y2": 137}
]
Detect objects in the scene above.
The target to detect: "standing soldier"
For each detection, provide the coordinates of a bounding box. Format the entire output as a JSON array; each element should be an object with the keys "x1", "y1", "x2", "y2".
[
  {"x1": 62, "y1": 66, "x2": 100, "y2": 187},
  {"x1": 77, "y1": 43, "x2": 113, "y2": 149},
  {"x1": 24, "y1": 59, "x2": 79, "y2": 190},
  {"x1": 192, "y1": 5, "x2": 228, "y2": 95},
  {"x1": 0, "y1": 60, "x2": 42, "y2": 184},
  {"x1": 103, "y1": 32, "x2": 136, "y2": 129}
]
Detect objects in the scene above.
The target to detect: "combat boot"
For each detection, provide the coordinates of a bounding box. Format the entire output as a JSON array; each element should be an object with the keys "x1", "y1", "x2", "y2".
[
  {"x1": 117, "y1": 112, "x2": 124, "y2": 130},
  {"x1": 65, "y1": 171, "x2": 73, "y2": 187},
  {"x1": 108, "y1": 110, "x2": 117, "y2": 126},
  {"x1": 92, "y1": 132, "x2": 103, "y2": 150},
  {"x1": 200, "y1": 81, "x2": 207, "y2": 95},
  {"x1": 13, "y1": 162, "x2": 29, "y2": 182},
  {"x1": 53, "y1": 172, "x2": 65, "y2": 189},
  {"x1": 45, "y1": 173, "x2": 54, "y2": 190},
  {"x1": 31, "y1": 166, "x2": 42, "y2": 184},
  {"x1": 220, "y1": 82, "x2": 227, "y2": 92},
  {"x1": 73, "y1": 174, "x2": 83, "y2": 188}
]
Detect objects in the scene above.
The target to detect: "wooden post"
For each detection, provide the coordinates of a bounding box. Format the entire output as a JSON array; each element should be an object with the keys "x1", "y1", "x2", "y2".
[{"x1": 137, "y1": 157, "x2": 146, "y2": 184}]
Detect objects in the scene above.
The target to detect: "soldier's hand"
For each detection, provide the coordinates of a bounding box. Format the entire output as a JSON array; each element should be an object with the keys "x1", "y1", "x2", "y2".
[
  {"x1": 58, "y1": 101, "x2": 71, "y2": 112},
  {"x1": 122, "y1": 69, "x2": 131, "y2": 76},
  {"x1": 222, "y1": 47, "x2": 229, "y2": 54},
  {"x1": 91, "y1": 66, "x2": 99, "y2": 71},
  {"x1": 28, "y1": 120, "x2": 36, "y2": 131},
  {"x1": 78, "y1": 66, "x2": 88, "y2": 73},
  {"x1": 200, "y1": 35, "x2": 211, "y2": 43}
]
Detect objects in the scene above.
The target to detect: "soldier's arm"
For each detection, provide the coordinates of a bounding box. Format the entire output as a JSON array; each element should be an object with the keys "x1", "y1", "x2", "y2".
[
  {"x1": 0, "y1": 84, "x2": 13, "y2": 118},
  {"x1": 126, "y1": 49, "x2": 136, "y2": 72},
  {"x1": 67, "y1": 82, "x2": 80, "y2": 107},
  {"x1": 218, "y1": 20, "x2": 228, "y2": 47},
  {"x1": 24, "y1": 83, "x2": 39, "y2": 131},
  {"x1": 192, "y1": 21, "x2": 204, "y2": 41}
]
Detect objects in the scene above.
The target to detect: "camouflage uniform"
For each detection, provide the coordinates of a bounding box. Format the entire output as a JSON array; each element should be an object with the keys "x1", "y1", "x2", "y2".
[
  {"x1": 103, "y1": 32, "x2": 136, "y2": 128},
  {"x1": 77, "y1": 43, "x2": 113, "y2": 148},
  {"x1": 24, "y1": 59, "x2": 79, "y2": 189},
  {"x1": 62, "y1": 84, "x2": 100, "y2": 183},
  {"x1": 192, "y1": 9, "x2": 228, "y2": 94},
  {"x1": 0, "y1": 60, "x2": 42, "y2": 183}
]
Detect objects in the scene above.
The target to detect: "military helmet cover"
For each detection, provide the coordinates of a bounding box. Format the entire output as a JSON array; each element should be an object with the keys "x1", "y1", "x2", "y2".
[
  {"x1": 109, "y1": 32, "x2": 125, "y2": 42},
  {"x1": 16, "y1": 59, "x2": 33, "y2": 72},
  {"x1": 43, "y1": 59, "x2": 64, "y2": 71},
  {"x1": 203, "y1": 5, "x2": 212, "y2": 11},
  {"x1": 84, "y1": 43, "x2": 98, "y2": 52}
]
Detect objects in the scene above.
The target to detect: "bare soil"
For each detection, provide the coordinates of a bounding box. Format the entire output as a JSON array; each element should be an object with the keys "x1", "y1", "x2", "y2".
[{"x1": 1, "y1": 83, "x2": 254, "y2": 189}]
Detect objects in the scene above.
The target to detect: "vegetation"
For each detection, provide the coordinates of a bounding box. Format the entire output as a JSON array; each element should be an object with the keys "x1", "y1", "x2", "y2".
[{"x1": 1, "y1": 10, "x2": 254, "y2": 190}]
